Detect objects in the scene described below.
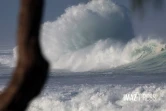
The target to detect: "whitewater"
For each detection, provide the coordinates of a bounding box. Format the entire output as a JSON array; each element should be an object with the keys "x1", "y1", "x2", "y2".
[{"x1": 0, "y1": 0, "x2": 166, "y2": 111}]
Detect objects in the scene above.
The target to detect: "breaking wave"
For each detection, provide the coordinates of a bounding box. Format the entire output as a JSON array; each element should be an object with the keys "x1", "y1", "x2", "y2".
[
  {"x1": 39, "y1": 0, "x2": 165, "y2": 72},
  {"x1": 0, "y1": 0, "x2": 166, "y2": 72}
]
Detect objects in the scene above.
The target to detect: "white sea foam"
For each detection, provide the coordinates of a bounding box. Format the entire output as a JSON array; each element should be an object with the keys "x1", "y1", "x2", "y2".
[{"x1": 28, "y1": 84, "x2": 166, "y2": 111}]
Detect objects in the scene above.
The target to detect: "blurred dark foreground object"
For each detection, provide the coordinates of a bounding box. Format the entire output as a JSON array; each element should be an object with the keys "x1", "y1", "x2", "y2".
[{"x1": 0, "y1": 0, "x2": 49, "y2": 111}]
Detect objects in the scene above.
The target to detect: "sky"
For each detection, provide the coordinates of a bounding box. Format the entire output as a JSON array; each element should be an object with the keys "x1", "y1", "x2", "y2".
[{"x1": 0, "y1": 0, "x2": 166, "y2": 48}]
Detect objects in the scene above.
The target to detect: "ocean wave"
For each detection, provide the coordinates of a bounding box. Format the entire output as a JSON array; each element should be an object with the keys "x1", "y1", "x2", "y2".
[
  {"x1": 39, "y1": 0, "x2": 165, "y2": 72},
  {"x1": 0, "y1": 0, "x2": 166, "y2": 73},
  {"x1": 40, "y1": 0, "x2": 134, "y2": 71}
]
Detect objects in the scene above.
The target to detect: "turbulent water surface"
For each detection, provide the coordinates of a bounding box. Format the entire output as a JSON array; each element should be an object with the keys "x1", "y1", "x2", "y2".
[{"x1": 0, "y1": 0, "x2": 166, "y2": 111}]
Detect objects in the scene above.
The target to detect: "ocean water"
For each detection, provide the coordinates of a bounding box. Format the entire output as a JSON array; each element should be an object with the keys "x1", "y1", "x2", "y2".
[{"x1": 0, "y1": 0, "x2": 166, "y2": 111}]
